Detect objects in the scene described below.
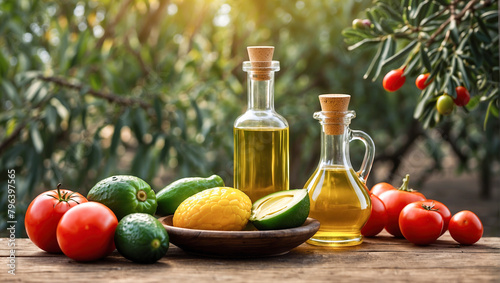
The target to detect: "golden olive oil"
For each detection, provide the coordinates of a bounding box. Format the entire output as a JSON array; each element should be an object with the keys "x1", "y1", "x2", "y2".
[
  {"x1": 234, "y1": 127, "x2": 289, "y2": 203},
  {"x1": 305, "y1": 165, "x2": 371, "y2": 246}
]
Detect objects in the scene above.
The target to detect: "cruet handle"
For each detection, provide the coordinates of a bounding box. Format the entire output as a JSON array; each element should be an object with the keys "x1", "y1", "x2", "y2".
[{"x1": 349, "y1": 129, "x2": 375, "y2": 183}]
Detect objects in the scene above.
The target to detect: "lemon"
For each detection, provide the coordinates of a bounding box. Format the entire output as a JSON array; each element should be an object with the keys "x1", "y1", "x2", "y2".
[
  {"x1": 250, "y1": 189, "x2": 310, "y2": 230},
  {"x1": 173, "y1": 187, "x2": 252, "y2": 231}
]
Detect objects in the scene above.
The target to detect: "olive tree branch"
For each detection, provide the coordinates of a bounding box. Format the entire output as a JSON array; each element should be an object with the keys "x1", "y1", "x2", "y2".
[
  {"x1": 124, "y1": 35, "x2": 152, "y2": 76},
  {"x1": 138, "y1": 0, "x2": 170, "y2": 44},
  {"x1": 36, "y1": 75, "x2": 152, "y2": 110},
  {"x1": 0, "y1": 121, "x2": 27, "y2": 155},
  {"x1": 426, "y1": 0, "x2": 482, "y2": 47},
  {"x1": 183, "y1": 2, "x2": 209, "y2": 55},
  {"x1": 95, "y1": 0, "x2": 134, "y2": 49},
  {"x1": 374, "y1": 120, "x2": 425, "y2": 182},
  {"x1": 437, "y1": 121, "x2": 469, "y2": 164}
]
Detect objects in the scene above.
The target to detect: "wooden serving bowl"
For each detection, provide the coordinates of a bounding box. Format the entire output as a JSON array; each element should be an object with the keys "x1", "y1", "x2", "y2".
[{"x1": 159, "y1": 216, "x2": 320, "y2": 258}]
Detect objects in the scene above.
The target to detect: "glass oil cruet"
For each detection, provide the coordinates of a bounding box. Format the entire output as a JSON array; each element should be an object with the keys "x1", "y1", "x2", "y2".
[
  {"x1": 305, "y1": 94, "x2": 375, "y2": 247},
  {"x1": 233, "y1": 46, "x2": 289, "y2": 203}
]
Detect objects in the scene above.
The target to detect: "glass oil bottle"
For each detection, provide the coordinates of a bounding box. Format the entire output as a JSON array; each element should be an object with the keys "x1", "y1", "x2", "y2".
[
  {"x1": 233, "y1": 46, "x2": 289, "y2": 203},
  {"x1": 305, "y1": 94, "x2": 375, "y2": 247}
]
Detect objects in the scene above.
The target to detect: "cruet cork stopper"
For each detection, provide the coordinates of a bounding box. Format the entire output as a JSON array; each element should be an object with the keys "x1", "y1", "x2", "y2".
[
  {"x1": 247, "y1": 46, "x2": 274, "y2": 81},
  {"x1": 319, "y1": 94, "x2": 351, "y2": 135}
]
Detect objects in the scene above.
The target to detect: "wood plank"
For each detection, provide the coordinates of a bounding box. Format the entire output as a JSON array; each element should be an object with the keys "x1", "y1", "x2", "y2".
[
  {"x1": 1, "y1": 234, "x2": 499, "y2": 282},
  {"x1": 2, "y1": 232, "x2": 498, "y2": 255}
]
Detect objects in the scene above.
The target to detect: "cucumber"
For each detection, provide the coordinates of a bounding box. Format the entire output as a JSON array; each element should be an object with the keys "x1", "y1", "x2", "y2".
[
  {"x1": 87, "y1": 175, "x2": 157, "y2": 220},
  {"x1": 156, "y1": 175, "x2": 225, "y2": 216},
  {"x1": 114, "y1": 213, "x2": 169, "y2": 263}
]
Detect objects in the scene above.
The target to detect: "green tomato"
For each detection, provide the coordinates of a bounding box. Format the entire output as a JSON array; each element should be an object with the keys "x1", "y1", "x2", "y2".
[{"x1": 436, "y1": 94, "x2": 455, "y2": 115}]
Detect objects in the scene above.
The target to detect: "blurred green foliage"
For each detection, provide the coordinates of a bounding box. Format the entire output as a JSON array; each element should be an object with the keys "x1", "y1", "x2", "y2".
[{"x1": 0, "y1": 0, "x2": 498, "y2": 236}]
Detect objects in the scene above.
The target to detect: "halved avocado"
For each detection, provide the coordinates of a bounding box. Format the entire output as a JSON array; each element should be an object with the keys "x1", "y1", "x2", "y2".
[{"x1": 249, "y1": 189, "x2": 310, "y2": 230}]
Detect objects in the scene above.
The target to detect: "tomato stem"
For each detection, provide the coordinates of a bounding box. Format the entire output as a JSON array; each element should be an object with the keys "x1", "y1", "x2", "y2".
[
  {"x1": 47, "y1": 183, "x2": 80, "y2": 204},
  {"x1": 56, "y1": 183, "x2": 62, "y2": 198},
  {"x1": 398, "y1": 174, "x2": 419, "y2": 192},
  {"x1": 421, "y1": 201, "x2": 440, "y2": 211}
]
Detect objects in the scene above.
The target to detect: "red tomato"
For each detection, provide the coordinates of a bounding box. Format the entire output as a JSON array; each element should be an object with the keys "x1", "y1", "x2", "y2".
[
  {"x1": 361, "y1": 194, "x2": 388, "y2": 237},
  {"x1": 25, "y1": 184, "x2": 87, "y2": 253},
  {"x1": 424, "y1": 200, "x2": 451, "y2": 235},
  {"x1": 378, "y1": 174, "x2": 426, "y2": 237},
  {"x1": 370, "y1": 182, "x2": 395, "y2": 196},
  {"x1": 448, "y1": 210, "x2": 483, "y2": 245},
  {"x1": 454, "y1": 86, "x2": 470, "y2": 106},
  {"x1": 399, "y1": 202, "x2": 444, "y2": 245},
  {"x1": 56, "y1": 202, "x2": 118, "y2": 261},
  {"x1": 415, "y1": 73, "x2": 432, "y2": 90},
  {"x1": 383, "y1": 69, "x2": 406, "y2": 92}
]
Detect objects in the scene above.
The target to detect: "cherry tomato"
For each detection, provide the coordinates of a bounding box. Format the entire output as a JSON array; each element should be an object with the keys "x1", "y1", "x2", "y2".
[
  {"x1": 399, "y1": 201, "x2": 444, "y2": 245},
  {"x1": 383, "y1": 69, "x2": 406, "y2": 92},
  {"x1": 424, "y1": 200, "x2": 451, "y2": 235},
  {"x1": 436, "y1": 94, "x2": 455, "y2": 115},
  {"x1": 378, "y1": 174, "x2": 426, "y2": 237},
  {"x1": 454, "y1": 86, "x2": 470, "y2": 106},
  {"x1": 25, "y1": 184, "x2": 87, "y2": 253},
  {"x1": 361, "y1": 194, "x2": 388, "y2": 237},
  {"x1": 415, "y1": 73, "x2": 432, "y2": 90},
  {"x1": 370, "y1": 182, "x2": 395, "y2": 196},
  {"x1": 448, "y1": 210, "x2": 483, "y2": 245},
  {"x1": 57, "y1": 202, "x2": 118, "y2": 261}
]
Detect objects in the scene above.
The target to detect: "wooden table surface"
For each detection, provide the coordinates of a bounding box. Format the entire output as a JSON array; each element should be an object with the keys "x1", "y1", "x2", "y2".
[{"x1": 1, "y1": 232, "x2": 499, "y2": 282}]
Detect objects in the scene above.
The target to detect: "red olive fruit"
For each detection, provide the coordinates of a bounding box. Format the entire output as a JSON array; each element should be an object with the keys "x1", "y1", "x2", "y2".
[
  {"x1": 454, "y1": 86, "x2": 471, "y2": 106},
  {"x1": 415, "y1": 73, "x2": 432, "y2": 90},
  {"x1": 383, "y1": 69, "x2": 406, "y2": 92}
]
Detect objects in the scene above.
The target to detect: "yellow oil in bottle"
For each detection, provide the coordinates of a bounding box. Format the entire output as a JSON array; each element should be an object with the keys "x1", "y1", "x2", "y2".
[
  {"x1": 305, "y1": 165, "x2": 371, "y2": 247},
  {"x1": 234, "y1": 127, "x2": 289, "y2": 203}
]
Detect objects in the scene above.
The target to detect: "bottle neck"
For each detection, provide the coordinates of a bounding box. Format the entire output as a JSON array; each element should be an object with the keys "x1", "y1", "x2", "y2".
[
  {"x1": 319, "y1": 126, "x2": 350, "y2": 166},
  {"x1": 247, "y1": 72, "x2": 275, "y2": 111}
]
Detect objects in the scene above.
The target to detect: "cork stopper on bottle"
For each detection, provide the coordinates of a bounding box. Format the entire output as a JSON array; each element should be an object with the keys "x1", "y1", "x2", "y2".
[
  {"x1": 247, "y1": 46, "x2": 274, "y2": 81},
  {"x1": 319, "y1": 94, "x2": 351, "y2": 135}
]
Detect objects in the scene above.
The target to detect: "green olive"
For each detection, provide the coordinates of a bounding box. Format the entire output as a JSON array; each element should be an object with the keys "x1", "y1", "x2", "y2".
[
  {"x1": 436, "y1": 94, "x2": 455, "y2": 115},
  {"x1": 352, "y1": 19, "x2": 365, "y2": 30}
]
